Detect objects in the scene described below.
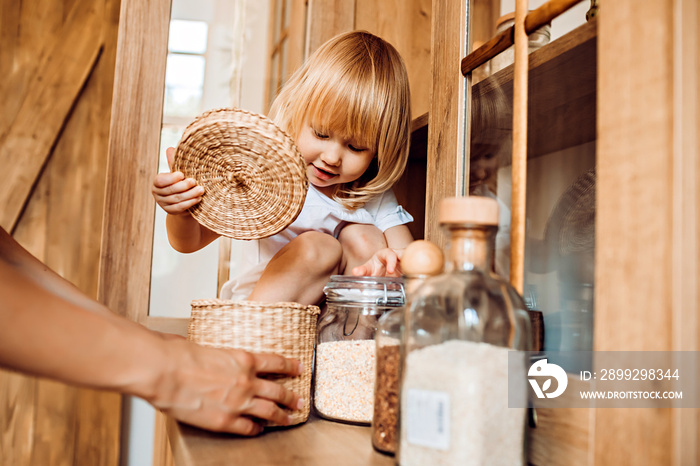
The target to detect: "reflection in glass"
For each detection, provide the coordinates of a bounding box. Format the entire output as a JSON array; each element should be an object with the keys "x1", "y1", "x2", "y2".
[{"x1": 468, "y1": 9, "x2": 595, "y2": 372}]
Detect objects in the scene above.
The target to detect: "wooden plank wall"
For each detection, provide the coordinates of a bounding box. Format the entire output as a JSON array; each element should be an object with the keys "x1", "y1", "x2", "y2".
[
  {"x1": 354, "y1": 0, "x2": 432, "y2": 119},
  {"x1": 0, "y1": 0, "x2": 122, "y2": 465},
  {"x1": 353, "y1": 0, "x2": 432, "y2": 240}
]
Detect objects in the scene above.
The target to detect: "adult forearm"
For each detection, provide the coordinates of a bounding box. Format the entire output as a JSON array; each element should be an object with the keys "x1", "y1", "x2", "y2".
[
  {"x1": 0, "y1": 229, "x2": 165, "y2": 397},
  {"x1": 0, "y1": 229, "x2": 305, "y2": 434},
  {"x1": 0, "y1": 228, "x2": 112, "y2": 316}
]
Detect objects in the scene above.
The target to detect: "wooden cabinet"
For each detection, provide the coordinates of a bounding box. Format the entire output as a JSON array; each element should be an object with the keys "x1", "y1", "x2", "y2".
[
  {"x1": 425, "y1": 0, "x2": 700, "y2": 464},
  {"x1": 99, "y1": 1, "x2": 698, "y2": 465}
]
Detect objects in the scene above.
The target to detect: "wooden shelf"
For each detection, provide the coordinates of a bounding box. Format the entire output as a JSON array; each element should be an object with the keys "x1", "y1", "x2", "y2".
[
  {"x1": 411, "y1": 18, "x2": 597, "y2": 163},
  {"x1": 409, "y1": 112, "x2": 428, "y2": 161},
  {"x1": 167, "y1": 413, "x2": 394, "y2": 466}
]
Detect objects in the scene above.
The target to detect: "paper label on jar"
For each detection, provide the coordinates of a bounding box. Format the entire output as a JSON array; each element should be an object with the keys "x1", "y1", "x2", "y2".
[{"x1": 405, "y1": 388, "x2": 450, "y2": 450}]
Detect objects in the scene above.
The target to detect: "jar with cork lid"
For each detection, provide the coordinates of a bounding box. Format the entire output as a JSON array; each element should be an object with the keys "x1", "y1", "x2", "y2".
[
  {"x1": 372, "y1": 240, "x2": 445, "y2": 455},
  {"x1": 398, "y1": 196, "x2": 531, "y2": 466}
]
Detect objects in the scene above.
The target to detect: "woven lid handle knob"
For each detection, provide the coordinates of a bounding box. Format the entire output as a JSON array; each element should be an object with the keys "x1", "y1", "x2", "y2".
[{"x1": 226, "y1": 172, "x2": 242, "y2": 186}]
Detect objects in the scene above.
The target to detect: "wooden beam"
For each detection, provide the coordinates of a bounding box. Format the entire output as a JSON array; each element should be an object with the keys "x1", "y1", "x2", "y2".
[
  {"x1": 98, "y1": 0, "x2": 171, "y2": 321},
  {"x1": 594, "y1": 0, "x2": 678, "y2": 464},
  {"x1": 0, "y1": 0, "x2": 103, "y2": 232},
  {"x1": 509, "y1": 0, "x2": 528, "y2": 294},
  {"x1": 424, "y1": 0, "x2": 470, "y2": 247}
]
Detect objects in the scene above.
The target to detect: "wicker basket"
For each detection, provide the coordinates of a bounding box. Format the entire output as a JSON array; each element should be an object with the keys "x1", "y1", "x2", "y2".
[
  {"x1": 187, "y1": 299, "x2": 320, "y2": 426},
  {"x1": 172, "y1": 107, "x2": 308, "y2": 240}
]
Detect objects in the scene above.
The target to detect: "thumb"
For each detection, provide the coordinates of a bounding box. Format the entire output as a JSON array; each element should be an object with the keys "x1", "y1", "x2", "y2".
[{"x1": 166, "y1": 147, "x2": 176, "y2": 171}]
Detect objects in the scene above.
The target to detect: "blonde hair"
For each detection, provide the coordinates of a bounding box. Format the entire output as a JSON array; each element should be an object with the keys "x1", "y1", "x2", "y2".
[{"x1": 269, "y1": 31, "x2": 411, "y2": 210}]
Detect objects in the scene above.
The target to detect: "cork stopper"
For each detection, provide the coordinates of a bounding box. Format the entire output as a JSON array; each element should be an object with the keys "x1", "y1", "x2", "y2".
[
  {"x1": 438, "y1": 196, "x2": 499, "y2": 226},
  {"x1": 401, "y1": 240, "x2": 445, "y2": 276}
]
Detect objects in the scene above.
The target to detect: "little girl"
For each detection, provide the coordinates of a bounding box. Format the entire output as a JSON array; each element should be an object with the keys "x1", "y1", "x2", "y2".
[{"x1": 152, "y1": 31, "x2": 414, "y2": 306}]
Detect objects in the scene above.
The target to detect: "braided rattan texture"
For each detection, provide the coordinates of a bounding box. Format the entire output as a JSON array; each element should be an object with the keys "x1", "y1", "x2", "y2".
[
  {"x1": 173, "y1": 108, "x2": 308, "y2": 240},
  {"x1": 544, "y1": 167, "x2": 596, "y2": 255},
  {"x1": 187, "y1": 299, "x2": 320, "y2": 426}
]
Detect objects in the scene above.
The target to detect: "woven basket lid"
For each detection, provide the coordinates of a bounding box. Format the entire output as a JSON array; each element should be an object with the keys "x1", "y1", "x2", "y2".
[{"x1": 172, "y1": 108, "x2": 308, "y2": 240}]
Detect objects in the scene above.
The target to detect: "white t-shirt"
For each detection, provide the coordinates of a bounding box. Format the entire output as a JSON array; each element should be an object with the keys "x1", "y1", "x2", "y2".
[{"x1": 220, "y1": 185, "x2": 413, "y2": 300}]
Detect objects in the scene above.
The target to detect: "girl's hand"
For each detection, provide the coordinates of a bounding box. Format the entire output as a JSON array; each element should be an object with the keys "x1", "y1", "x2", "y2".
[
  {"x1": 152, "y1": 147, "x2": 204, "y2": 215},
  {"x1": 352, "y1": 248, "x2": 403, "y2": 277}
]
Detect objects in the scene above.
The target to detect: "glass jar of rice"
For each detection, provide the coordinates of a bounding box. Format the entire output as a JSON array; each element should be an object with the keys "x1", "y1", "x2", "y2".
[
  {"x1": 398, "y1": 196, "x2": 531, "y2": 465},
  {"x1": 314, "y1": 275, "x2": 405, "y2": 424}
]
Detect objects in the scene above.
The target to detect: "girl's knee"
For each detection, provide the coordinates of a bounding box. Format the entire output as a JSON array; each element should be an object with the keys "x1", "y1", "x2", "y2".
[
  {"x1": 338, "y1": 224, "x2": 387, "y2": 262},
  {"x1": 289, "y1": 232, "x2": 343, "y2": 272}
]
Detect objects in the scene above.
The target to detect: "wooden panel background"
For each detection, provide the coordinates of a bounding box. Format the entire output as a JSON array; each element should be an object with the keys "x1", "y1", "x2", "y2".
[
  {"x1": 353, "y1": 0, "x2": 432, "y2": 240},
  {"x1": 305, "y1": 0, "x2": 433, "y2": 240},
  {"x1": 594, "y1": 0, "x2": 700, "y2": 464},
  {"x1": 0, "y1": 0, "x2": 122, "y2": 465},
  {"x1": 305, "y1": 0, "x2": 356, "y2": 57},
  {"x1": 354, "y1": 0, "x2": 432, "y2": 119}
]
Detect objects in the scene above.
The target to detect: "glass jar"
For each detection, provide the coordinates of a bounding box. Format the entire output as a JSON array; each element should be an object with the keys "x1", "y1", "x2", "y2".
[
  {"x1": 372, "y1": 307, "x2": 402, "y2": 453},
  {"x1": 398, "y1": 196, "x2": 531, "y2": 466},
  {"x1": 314, "y1": 275, "x2": 405, "y2": 424},
  {"x1": 372, "y1": 240, "x2": 445, "y2": 455},
  {"x1": 489, "y1": 12, "x2": 552, "y2": 75}
]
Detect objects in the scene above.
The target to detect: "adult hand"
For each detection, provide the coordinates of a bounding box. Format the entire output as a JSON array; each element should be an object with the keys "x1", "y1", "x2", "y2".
[{"x1": 146, "y1": 336, "x2": 304, "y2": 436}]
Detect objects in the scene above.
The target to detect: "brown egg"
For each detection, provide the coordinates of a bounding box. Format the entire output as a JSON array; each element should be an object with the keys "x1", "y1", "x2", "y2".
[{"x1": 401, "y1": 240, "x2": 444, "y2": 276}]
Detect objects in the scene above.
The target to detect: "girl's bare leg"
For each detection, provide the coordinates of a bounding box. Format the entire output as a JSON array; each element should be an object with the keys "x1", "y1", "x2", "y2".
[
  {"x1": 337, "y1": 223, "x2": 387, "y2": 275},
  {"x1": 336, "y1": 224, "x2": 389, "y2": 338},
  {"x1": 247, "y1": 231, "x2": 343, "y2": 305}
]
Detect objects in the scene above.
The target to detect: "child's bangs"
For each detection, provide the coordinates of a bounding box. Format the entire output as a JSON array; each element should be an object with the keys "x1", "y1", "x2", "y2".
[{"x1": 305, "y1": 78, "x2": 382, "y2": 152}]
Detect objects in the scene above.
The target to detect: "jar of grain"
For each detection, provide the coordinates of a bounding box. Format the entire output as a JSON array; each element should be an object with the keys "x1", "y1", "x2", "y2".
[
  {"x1": 314, "y1": 276, "x2": 405, "y2": 424},
  {"x1": 398, "y1": 196, "x2": 531, "y2": 466},
  {"x1": 489, "y1": 12, "x2": 551, "y2": 75},
  {"x1": 372, "y1": 241, "x2": 444, "y2": 455}
]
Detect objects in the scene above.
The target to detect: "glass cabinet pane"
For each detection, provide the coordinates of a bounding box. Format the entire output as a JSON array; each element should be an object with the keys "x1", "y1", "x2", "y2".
[{"x1": 469, "y1": 13, "x2": 596, "y2": 372}]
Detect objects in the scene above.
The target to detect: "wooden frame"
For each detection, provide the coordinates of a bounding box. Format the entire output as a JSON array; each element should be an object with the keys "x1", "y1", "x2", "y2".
[
  {"x1": 437, "y1": 0, "x2": 700, "y2": 463},
  {"x1": 424, "y1": 0, "x2": 471, "y2": 247},
  {"x1": 99, "y1": 0, "x2": 170, "y2": 323},
  {"x1": 593, "y1": 0, "x2": 699, "y2": 464},
  {"x1": 264, "y1": 0, "x2": 307, "y2": 111}
]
